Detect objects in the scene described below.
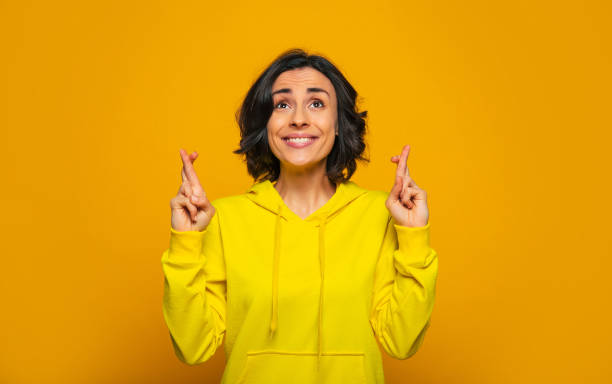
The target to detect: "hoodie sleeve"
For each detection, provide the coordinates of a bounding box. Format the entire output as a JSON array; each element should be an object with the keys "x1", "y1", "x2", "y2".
[
  {"x1": 160, "y1": 208, "x2": 226, "y2": 365},
  {"x1": 369, "y1": 215, "x2": 438, "y2": 359}
]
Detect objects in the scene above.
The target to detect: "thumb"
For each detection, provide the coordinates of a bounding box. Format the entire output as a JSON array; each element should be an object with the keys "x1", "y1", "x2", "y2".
[{"x1": 190, "y1": 194, "x2": 208, "y2": 209}]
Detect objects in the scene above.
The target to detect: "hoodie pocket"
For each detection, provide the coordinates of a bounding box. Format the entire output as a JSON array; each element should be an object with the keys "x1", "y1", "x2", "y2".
[{"x1": 235, "y1": 350, "x2": 367, "y2": 384}]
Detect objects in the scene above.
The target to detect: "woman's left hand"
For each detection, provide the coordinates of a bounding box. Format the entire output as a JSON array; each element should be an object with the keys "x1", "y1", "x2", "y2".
[{"x1": 386, "y1": 144, "x2": 430, "y2": 228}]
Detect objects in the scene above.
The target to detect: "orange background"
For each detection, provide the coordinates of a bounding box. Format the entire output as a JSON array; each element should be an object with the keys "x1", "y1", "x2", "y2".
[{"x1": 1, "y1": 0, "x2": 610, "y2": 383}]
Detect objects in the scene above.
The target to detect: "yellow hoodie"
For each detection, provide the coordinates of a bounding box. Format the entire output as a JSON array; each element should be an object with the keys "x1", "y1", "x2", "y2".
[{"x1": 161, "y1": 179, "x2": 438, "y2": 383}]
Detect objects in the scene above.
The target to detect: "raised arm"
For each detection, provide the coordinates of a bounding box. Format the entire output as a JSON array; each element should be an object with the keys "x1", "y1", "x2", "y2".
[
  {"x1": 370, "y1": 144, "x2": 438, "y2": 359},
  {"x1": 161, "y1": 149, "x2": 226, "y2": 365}
]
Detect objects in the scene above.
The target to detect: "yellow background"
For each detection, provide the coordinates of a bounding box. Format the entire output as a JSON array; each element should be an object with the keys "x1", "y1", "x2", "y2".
[{"x1": 1, "y1": 0, "x2": 610, "y2": 383}]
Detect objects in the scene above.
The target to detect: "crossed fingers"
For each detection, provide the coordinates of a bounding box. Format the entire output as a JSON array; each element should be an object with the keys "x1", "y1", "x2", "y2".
[
  {"x1": 179, "y1": 148, "x2": 204, "y2": 197},
  {"x1": 393, "y1": 145, "x2": 415, "y2": 189}
]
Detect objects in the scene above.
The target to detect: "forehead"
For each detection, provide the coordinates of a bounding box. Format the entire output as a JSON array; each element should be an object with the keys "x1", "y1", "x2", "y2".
[{"x1": 272, "y1": 67, "x2": 334, "y2": 93}]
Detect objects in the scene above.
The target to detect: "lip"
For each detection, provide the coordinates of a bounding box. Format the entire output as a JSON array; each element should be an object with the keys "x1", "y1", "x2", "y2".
[
  {"x1": 282, "y1": 133, "x2": 319, "y2": 139},
  {"x1": 282, "y1": 136, "x2": 318, "y2": 148}
]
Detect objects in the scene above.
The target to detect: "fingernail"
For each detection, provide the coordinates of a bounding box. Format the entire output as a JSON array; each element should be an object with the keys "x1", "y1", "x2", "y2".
[{"x1": 191, "y1": 196, "x2": 199, "y2": 203}]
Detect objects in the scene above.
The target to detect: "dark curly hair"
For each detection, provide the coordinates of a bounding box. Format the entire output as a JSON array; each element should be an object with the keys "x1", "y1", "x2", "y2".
[{"x1": 233, "y1": 48, "x2": 369, "y2": 184}]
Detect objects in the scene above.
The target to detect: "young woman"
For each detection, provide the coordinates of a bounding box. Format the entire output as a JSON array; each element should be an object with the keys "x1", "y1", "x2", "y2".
[{"x1": 161, "y1": 49, "x2": 438, "y2": 384}]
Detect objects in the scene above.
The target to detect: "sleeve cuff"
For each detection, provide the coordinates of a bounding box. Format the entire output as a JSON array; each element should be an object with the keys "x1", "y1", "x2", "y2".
[
  {"x1": 168, "y1": 226, "x2": 207, "y2": 260},
  {"x1": 393, "y1": 221, "x2": 431, "y2": 257}
]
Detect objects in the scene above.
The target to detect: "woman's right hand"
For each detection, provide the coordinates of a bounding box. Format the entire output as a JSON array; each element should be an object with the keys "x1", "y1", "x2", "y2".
[{"x1": 170, "y1": 148, "x2": 216, "y2": 232}]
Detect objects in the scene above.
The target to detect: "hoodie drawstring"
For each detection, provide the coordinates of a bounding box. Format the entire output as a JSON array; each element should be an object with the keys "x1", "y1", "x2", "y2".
[
  {"x1": 269, "y1": 202, "x2": 328, "y2": 372},
  {"x1": 316, "y1": 216, "x2": 328, "y2": 371},
  {"x1": 270, "y1": 203, "x2": 282, "y2": 335}
]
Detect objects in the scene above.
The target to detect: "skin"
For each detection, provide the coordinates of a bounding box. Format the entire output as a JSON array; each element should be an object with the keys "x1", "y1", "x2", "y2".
[
  {"x1": 170, "y1": 68, "x2": 429, "y2": 231},
  {"x1": 266, "y1": 67, "x2": 339, "y2": 219},
  {"x1": 387, "y1": 145, "x2": 430, "y2": 228},
  {"x1": 170, "y1": 149, "x2": 215, "y2": 232}
]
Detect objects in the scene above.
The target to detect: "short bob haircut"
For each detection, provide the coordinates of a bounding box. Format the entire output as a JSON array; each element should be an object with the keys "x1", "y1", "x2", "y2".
[{"x1": 233, "y1": 48, "x2": 369, "y2": 184}]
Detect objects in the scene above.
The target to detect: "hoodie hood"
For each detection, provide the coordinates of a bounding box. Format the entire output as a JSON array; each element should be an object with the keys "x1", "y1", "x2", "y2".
[
  {"x1": 245, "y1": 179, "x2": 368, "y2": 224},
  {"x1": 245, "y1": 179, "x2": 368, "y2": 369}
]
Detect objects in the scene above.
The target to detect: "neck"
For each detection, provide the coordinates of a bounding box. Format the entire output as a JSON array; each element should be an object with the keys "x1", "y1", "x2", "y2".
[{"x1": 273, "y1": 161, "x2": 337, "y2": 219}]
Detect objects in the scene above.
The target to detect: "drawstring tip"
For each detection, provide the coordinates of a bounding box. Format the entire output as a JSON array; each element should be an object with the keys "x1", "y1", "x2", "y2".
[
  {"x1": 269, "y1": 321, "x2": 276, "y2": 336},
  {"x1": 269, "y1": 314, "x2": 277, "y2": 336}
]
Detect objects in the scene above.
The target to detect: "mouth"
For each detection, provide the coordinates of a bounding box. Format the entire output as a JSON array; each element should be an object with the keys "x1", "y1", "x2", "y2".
[{"x1": 282, "y1": 135, "x2": 319, "y2": 148}]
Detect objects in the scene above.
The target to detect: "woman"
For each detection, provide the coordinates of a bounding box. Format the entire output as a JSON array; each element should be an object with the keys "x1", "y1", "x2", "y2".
[{"x1": 161, "y1": 49, "x2": 438, "y2": 384}]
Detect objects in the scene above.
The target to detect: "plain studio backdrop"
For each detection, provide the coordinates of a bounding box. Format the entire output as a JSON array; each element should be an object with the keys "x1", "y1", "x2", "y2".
[{"x1": 0, "y1": 0, "x2": 610, "y2": 383}]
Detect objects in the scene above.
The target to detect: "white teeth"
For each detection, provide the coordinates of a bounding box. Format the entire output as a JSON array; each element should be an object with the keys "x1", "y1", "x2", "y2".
[{"x1": 285, "y1": 137, "x2": 315, "y2": 143}]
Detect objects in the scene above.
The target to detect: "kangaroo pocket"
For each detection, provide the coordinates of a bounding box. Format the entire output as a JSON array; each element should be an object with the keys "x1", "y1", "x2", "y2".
[{"x1": 235, "y1": 350, "x2": 367, "y2": 384}]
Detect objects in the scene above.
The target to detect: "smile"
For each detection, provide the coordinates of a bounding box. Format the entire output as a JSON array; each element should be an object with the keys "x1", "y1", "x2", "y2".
[{"x1": 282, "y1": 136, "x2": 318, "y2": 148}]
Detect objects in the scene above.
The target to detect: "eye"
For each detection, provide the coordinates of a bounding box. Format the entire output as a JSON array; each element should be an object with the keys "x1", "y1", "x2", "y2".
[
  {"x1": 311, "y1": 100, "x2": 325, "y2": 108},
  {"x1": 274, "y1": 101, "x2": 289, "y2": 109}
]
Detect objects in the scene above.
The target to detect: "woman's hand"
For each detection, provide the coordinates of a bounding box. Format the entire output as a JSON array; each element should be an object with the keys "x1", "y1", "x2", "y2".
[
  {"x1": 170, "y1": 148, "x2": 216, "y2": 232},
  {"x1": 386, "y1": 144, "x2": 430, "y2": 228}
]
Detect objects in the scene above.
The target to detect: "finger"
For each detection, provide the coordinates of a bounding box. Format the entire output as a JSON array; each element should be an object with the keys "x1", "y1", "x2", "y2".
[
  {"x1": 391, "y1": 154, "x2": 414, "y2": 187},
  {"x1": 181, "y1": 163, "x2": 197, "y2": 183},
  {"x1": 179, "y1": 149, "x2": 204, "y2": 193},
  {"x1": 190, "y1": 193, "x2": 210, "y2": 210},
  {"x1": 390, "y1": 175, "x2": 403, "y2": 200},
  {"x1": 182, "y1": 152, "x2": 199, "y2": 184},
  {"x1": 394, "y1": 145, "x2": 411, "y2": 179},
  {"x1": 179, "y1": 181, "x2": 192, "y2": 197},
  {"x1": 180, "y1": 149, "x2": 188, "y2": 182},
  {"x1": 175, "y1": 195, "x2": 198, "y2": 221},
  {"x1": 400, "y1": 146, "x2": 415, "y2": 188},
  {"x1": 402, "y1": 145, "x2": 411, "y2": 181},
  {"x1": 181, "y1": 152, "x2": 198, "y2": 182},
  {"x1": 400, "y1": 187, "x2": 416, "y2": 209}
]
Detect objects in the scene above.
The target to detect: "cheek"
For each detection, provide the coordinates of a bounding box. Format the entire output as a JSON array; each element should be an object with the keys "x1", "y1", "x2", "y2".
[
  {"x1": 313, "y1": 113, "x2": 336, "y2": 136},
  {"x1": 267, "y1": 117, "x2": 282, "y2": 138}
]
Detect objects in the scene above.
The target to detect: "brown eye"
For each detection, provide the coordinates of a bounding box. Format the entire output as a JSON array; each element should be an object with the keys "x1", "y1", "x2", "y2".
[
  {"x1": 312, "y1": 100, "x2": 324, "y2": 108},
  {"x1": 275, "y1": 102, "x2": 289, "y2": 109}
]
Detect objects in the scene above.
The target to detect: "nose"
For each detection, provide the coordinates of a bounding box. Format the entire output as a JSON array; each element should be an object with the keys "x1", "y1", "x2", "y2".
[{"x1": 290, "y1": 104, "x2": 309, "y2": 128}]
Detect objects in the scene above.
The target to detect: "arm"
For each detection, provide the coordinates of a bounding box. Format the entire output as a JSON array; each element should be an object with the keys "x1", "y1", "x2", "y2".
[
  {"x1": 161, "y1": 207, "x2": 226, "y2": 365},
  {"x1": 369, "y1": 215, "x2": 438, "y2": 359}
]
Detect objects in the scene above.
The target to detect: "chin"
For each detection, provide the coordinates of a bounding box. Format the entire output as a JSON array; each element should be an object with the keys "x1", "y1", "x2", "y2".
[
  {"x1": 282, "y1": 158, "x2": 319, "y2": 168},
  {"x1": 277, "y1": 152, "x2": 326, "y2": 168}
]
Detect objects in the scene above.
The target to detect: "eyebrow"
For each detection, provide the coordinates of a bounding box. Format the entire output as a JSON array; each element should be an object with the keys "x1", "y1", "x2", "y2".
[{"x1": 271, "y1": 87, "x2": 330, "y2": 96}]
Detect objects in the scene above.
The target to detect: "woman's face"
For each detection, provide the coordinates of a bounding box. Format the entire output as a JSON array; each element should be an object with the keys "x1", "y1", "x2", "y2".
[{"x1": 267, "y1": 67, "x2": 338, "y2": 173}]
